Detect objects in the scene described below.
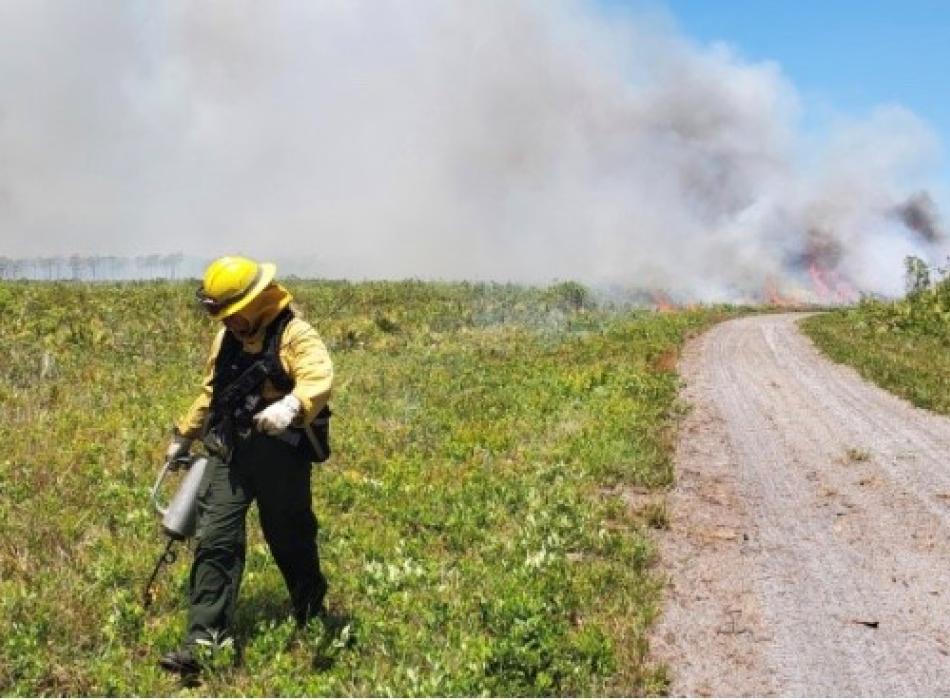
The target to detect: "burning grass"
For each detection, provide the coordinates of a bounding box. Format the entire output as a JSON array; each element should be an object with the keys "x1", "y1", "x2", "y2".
[{"x1": 0, "y1": 279, "x2": 731, "y2": 696}]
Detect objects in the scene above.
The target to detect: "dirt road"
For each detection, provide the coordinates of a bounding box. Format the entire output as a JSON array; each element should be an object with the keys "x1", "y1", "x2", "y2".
[{"x1": 650, "y1": 313, "x2": 950, "y2": 696}]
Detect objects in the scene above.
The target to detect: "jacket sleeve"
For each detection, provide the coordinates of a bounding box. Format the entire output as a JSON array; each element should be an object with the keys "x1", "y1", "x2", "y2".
[
  {"x1": 174, "y1": 329, "x2": 226, "y2": 439},
  {"x1": 281, "y1": 318, "x2": 333, "y2": 425}
]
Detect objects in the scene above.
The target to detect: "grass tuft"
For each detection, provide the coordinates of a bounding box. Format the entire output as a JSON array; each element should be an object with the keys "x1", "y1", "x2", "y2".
[{"x1": 845, "y1": 448, "x2": 871, "y2": 463}]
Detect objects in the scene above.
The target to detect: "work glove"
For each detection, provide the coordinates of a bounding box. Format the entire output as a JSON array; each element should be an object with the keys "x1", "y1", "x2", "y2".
[
  {"x1": 254, "y1": 394, "x2": 301, "y2": 436},
  {"x1": 165, "y1": 433, "x2": 192, "y2": 463}
]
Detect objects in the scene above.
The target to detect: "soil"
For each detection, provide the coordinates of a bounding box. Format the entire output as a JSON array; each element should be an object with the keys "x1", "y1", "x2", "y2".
[{"x1": 648, "y1": 313, "x2": 950, "y2": 696}]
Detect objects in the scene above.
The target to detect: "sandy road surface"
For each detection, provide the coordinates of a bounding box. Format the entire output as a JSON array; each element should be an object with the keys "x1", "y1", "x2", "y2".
[{"x1": 649, "y1": 313, "x2": 950, "y2": 696}]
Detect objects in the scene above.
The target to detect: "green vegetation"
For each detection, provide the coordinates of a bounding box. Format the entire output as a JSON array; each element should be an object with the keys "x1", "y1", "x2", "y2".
[
  {"x1": 0, "y1": 279, "x2": 730, "y2": 696},
  {"x1": 801, "y1": 265, "x2": 950, "y2": 415}
]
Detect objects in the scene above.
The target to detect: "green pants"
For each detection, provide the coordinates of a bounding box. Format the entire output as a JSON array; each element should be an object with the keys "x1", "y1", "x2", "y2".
[{"x1": 186, "y1": 432, "x2": 327, "y2": 644}]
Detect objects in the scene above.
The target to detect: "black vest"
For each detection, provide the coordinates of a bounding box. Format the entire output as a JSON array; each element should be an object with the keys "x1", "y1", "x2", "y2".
[
  {"x1": 205, "y1": 307, "x2": 331, "y2": 463},
  {"x1": 211, "y1": 307, "x2": 295, "y2": 401}
]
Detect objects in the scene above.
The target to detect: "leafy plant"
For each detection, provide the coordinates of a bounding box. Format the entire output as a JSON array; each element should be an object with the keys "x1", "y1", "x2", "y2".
[{"x1": 904, "y1": 255, "x2": 932, "y2": 296}]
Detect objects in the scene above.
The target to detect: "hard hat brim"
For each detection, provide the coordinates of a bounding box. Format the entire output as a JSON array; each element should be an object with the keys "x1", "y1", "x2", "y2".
[{"x1": 208, "y1": 262, "x2": 277, "y2": 320}]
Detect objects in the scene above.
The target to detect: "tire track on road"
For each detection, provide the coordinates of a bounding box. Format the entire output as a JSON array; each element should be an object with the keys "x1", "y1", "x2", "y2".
[{"x1": 650, "y1": 313, "x2": 950, "y2": 696}]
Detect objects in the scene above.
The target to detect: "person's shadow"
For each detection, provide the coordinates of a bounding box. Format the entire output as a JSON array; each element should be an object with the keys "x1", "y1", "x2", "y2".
[
  {"x1": 308, "y1": 609, "x2": 355, "y2": 671},
  {"x1": 231, "y1": 588, "x2": 355, "y2": 673}
]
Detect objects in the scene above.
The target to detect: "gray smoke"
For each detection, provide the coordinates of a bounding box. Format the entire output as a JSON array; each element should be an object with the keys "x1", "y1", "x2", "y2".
[
  {"x1": 893, "y1": 191, "x2": 943, "y2": 243},
  {"x1": 0, "y1": 0, "x2": 946, "y2": 300}
]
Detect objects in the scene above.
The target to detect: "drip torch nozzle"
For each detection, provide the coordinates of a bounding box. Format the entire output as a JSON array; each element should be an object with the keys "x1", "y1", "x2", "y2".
[{"x1": 143, "y1": 538, "x2": 178, "y2": 608}]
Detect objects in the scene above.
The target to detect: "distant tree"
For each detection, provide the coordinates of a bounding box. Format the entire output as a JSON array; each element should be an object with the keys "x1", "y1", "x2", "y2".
[
  {"x1": 904, "y1": 255, "x2": 932, "y2": 296},
  {"x1": 135, "y1": 254, "x2": 162, "y2": 279},
  {"x1": 164, "y1": 252, "x2": 184, "y2": 279},
  {"x1": 69, "y1": 254, "x2": 83, "y2": 281},
  {"x1": 87, "y1": 256, "x2": 101, "y2": 281},
  {"x1": 149, "y1": 254, "x2": 164, "y2": 278},
  {"x1": 40, "y1": 257, "x2": 58, "y2": 280},
  {"x1": 104, "y1": 255, "x2": 122, "y2": 280},
  {"x1": 939, "y1": 257, "x2": 950, "y2": 284}
]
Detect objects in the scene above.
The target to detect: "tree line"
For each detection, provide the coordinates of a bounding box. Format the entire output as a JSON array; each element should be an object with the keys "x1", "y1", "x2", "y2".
[
  {"x1": 904, "y1": 255, "x2": 949, "y2": 296},
  {"x1": 0, "y1": 253, "x2": 187, "y2": 281}
]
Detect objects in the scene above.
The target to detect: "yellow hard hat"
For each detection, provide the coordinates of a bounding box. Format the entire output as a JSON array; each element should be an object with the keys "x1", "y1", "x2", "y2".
[{"x1": 196, "y1": 256, "x2": 276, "y2": 320}]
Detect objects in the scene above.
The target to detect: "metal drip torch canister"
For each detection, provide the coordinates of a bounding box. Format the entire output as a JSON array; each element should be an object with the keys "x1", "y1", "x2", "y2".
[{"x1": 143, "y1": 455, "x2": 209, "y2": 607}]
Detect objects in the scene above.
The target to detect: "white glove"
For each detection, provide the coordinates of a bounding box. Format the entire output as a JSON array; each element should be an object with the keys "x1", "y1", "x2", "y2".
[
  {"x1": 165, "y1": 433, "x2": 193, "y2": 463},
  {"x1": 254, "y1": 395, "x2": 302, "y2": 436}
]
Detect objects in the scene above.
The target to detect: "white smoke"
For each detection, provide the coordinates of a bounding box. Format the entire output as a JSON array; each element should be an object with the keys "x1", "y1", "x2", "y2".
[{"x1": 0, "y1": 0, "x2": 945, "y2": 299}]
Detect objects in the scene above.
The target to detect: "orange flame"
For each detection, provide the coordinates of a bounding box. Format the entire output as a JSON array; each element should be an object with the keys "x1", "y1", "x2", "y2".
[
  {"x1": 763, "y1": 277, "x2": 799, "y2": 307},
  {"x1": 651, "y1": 291, "x2": 677, "y2": 312},
  {"x1": 808, "y1": 263, "x2": 833, "y2": 299},
  {"x1": 808, "y1": 263, "x2": 858, "y2": 304}
]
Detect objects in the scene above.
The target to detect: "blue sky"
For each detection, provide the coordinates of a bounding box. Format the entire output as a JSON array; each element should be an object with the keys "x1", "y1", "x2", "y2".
[{"x1": 609, "y1": 0, "x2": 950, "y2": 184}]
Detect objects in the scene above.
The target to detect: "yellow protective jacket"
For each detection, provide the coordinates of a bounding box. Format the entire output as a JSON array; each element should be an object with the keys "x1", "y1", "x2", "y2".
[{"x1": 175, "y1": 283, "x2": 333, "y2": 440}]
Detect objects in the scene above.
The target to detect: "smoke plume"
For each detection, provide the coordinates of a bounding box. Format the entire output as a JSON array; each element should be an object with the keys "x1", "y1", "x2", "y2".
[
  {"x1": 0, "y1": 0, "x2": 946, "y2": 299},
  {"x1": 893, "y1": 191, "x2": 943, "y2": 244}
]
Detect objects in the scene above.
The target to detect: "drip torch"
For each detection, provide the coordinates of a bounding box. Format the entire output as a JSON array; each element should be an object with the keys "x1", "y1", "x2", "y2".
[{"x1": 143, "y1": 455, "x2": 209, "y2": 608}]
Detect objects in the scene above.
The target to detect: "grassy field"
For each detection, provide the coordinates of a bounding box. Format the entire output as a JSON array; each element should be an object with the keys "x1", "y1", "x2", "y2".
[
  {"x1": 0, "y1": 280, "x2": 731, "y2": 696},
  {"x1": 801, "y1": 277, "x2": 950, "y2": 416}
]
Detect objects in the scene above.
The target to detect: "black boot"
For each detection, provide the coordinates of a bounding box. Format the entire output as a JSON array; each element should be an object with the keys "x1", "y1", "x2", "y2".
[
  {"x1": 158, "y1": 646, "x2": 201, "y2": 676},
  {"x1": 293, "y1": 594, "x2": 329, "y2": 627},
  {"x1": 292, "y1": 577, "x2": 328, "y2": 627}
]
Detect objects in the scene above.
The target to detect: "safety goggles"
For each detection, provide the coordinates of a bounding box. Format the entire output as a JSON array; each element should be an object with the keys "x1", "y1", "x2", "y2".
[
  {"x1": 195, "y1": 267, "x2": 264, "y2": 316},
  {"x1": 195, "y1": 288, "x2": 230, "y2": 316}
]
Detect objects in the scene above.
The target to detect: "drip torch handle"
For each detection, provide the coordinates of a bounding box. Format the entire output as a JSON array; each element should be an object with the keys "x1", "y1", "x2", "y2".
[
  {"x1": 150, "y1": 460, "x2": 173, "y2": 517},
  {"x1": 151, "y1": 456, "x2": 195, "y2": 517}
]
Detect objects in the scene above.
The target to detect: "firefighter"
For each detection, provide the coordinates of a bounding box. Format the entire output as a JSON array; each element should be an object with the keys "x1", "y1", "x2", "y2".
[{"x1": 159, "y1": 256, "x2": 333, "y2": 677}]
